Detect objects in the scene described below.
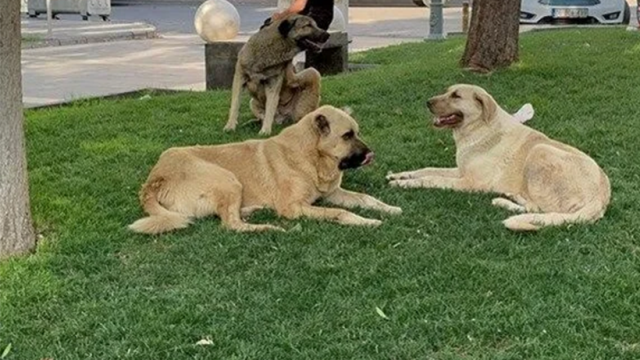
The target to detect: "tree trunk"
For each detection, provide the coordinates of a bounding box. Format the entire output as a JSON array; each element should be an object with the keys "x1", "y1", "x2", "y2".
[
  {"x1": 0, "y1": 0, "x2": 36, "y2": 258},
  {"x1": 460, "y1": 0, "x2": 521, "y2": 73}
]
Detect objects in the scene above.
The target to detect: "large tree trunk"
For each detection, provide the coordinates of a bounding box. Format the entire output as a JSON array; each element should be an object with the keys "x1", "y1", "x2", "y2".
[
  {"x1": 460, "y1": 0, "x2": 521, "y2": 73},
  {"x1": 0, "y1": 0, "x2": 36, "y2": 258}
]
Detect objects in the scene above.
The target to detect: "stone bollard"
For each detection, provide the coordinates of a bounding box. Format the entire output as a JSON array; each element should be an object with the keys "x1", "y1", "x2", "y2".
[
  {"x1": 427, "y1": 0, "x2": 446, "y2": 40},
  {"x1": 195, "y1": 0, "x2": 245, "y2": 90},
  {"x1": 305, "y1": 32, "x2": 349, "y2": 76},
  {"x1": 335, "y1": 0, "x2": 350, "y2": 40},
  {"x1": 205, "y1": 41, "x2": 245, "y2": 90}
]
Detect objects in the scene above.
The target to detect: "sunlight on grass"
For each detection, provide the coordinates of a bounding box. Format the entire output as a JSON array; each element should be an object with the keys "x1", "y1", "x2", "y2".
[
  {"x1": 21, "y1": 35, "x2": 41, "y2": 43},
  {"x1": 510, "y1": 61, "x2": 529, "y2": 70},
  {"x1": 80, "y1": 136, "x2": 160, "y2": 155},
  {"x1": 624, "y1": 42, "x2": 640, "y2": 54}
]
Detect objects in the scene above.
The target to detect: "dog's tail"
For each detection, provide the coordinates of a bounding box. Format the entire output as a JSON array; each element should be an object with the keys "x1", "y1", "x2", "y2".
[
  {"x1": 503, "y1": 176, "x2": 611, "y2": 231},
  {"x1": 128, "y1": 180, "x2": 191, "y2": 235}
]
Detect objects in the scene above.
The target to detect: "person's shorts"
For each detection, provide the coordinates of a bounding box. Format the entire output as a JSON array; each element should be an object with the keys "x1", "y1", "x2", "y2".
[
  {"x1": 260, "y1": 10, "x2": 333, "y2": 31},
  {"x1": 305, "y1": 10, "x2": 332, "y2": 30}
]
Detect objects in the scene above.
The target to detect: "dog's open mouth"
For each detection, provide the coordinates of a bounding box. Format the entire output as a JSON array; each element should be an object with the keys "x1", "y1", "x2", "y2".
[
  {"x1": 361, "y1": 152, "x2": 375, "y2": 166},
  {"x1": 300, "y1": 39, "x2": 324, "y2": 53},
  {"x1": 433, "y1": 112, "x2": 463, "y2": 128}
]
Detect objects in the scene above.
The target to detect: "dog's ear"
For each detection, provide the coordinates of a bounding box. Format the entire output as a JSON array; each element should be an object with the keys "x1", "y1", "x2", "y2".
[
  {"x1": 278, "y1": 18, "x2": 295, "y2": 37},
  {"x1": 475, "y1": 92, "x2": 497, "y2": 123},
  {"x1": 314, "y1": 114, "x2": 331, "y2": 136}
]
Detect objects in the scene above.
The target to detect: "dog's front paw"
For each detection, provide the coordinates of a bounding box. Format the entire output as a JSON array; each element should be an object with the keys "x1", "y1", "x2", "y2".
[
  {"x1": 383, "y1": 205, "x2": 403, "y2": 215},
  {"x1": 267, "y1": 225, "x2": 287, "y2": 232},
  {"x1": 240, "y1": 205, "x2": 265, "y2": 219},
  {"x1": 258, "y1": 127, "x2": 272, "y2": 136},
  {"x1": 386, "y1": 171, "x2": 412, "y2": 181},
  {"x1": 361, "y1": 218, "x2": 383, "y2": 227},
  {"x1": 223, "y1": 123, "x2": 236, "y2": 132},
  {"x1": 252, "y1": 224, "x2": 286, "y2": 232},
  {"x1": 389, "y1": 179, "x2": 422, "y2": 188}
]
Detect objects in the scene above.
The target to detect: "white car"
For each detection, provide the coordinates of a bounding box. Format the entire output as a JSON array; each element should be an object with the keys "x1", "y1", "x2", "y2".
[{"x1": 520, "y1": 0, "x2": 631, "y2": 25}]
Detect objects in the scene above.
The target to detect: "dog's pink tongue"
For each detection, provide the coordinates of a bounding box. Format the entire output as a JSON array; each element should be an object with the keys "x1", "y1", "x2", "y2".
[{"x1": 362, "y1": 152, "x2": 375, "y2": 166}]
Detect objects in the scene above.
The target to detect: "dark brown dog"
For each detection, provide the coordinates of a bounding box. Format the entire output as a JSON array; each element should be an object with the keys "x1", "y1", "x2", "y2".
[{"x1": 224, "y1": 14, "x2": 330, "y2": 135}]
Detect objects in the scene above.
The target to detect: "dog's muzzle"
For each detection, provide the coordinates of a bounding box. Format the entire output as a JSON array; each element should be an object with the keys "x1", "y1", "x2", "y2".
[
  {"x1": 339, "y1": 148, "x2": 374, "y2": 170},
  {"x1": 299, "y1": 31, "x2": 330, "y2": 53}
]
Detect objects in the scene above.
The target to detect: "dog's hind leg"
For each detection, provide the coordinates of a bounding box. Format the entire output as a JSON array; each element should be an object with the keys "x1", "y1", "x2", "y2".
[
  {"x1": 387, "y1": 167, "x2": 460, "y2": 181},
  {"x1": 492, "y1": 193, "x2": 536, "y2": 213},
  {"x1": 491, "y1": 198, "x2": 526, "y2": 213},
  {"x1": 240, "y1": 205, "x2": 266, "y2": 219},
  {"x1": 213, "y1": 177, "x2": 284, "y2": 232},
  {"x1": 501, "y1": 145, "x2": 609, "y2": 231},
  {"x1": 224, "y1": 61, "x2": 245, "y2": 132},
  {"x1": 290, "y1": 67, "x2": 321, "y2": 122},
  {"x1": 250, "y1": 97, "x2": 265, "y2": 122},
  {"x1": 259, "y1": 73, "x2": 284, "y2": 136},
  {"x1": 163, "y1": 158, "x2": 282, "y2": 232}
]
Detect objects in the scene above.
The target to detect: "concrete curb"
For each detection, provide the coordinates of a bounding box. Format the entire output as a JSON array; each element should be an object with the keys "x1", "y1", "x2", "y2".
[
  {"x1": 24, "y1": 59, "x2": 377, "y2": 108},
  {"x1": 24, "y1": 88, "x2": 186, "y2": 110},
  {"x1": 22, "y1": 25, "x2": 158, "y2": 49},
  {"x1": 520, "y1": 24, "x2": 630, "y2": 33}
]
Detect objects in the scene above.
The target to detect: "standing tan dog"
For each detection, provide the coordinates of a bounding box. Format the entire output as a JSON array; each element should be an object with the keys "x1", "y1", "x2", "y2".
[
  {"x1": 387, "y1": 84, "x2": 610, "y2": 231},
  {"x1": 224, "y1": 14, "x2": 330, "y2": 136},
  {"x1": 130, "y1": 106, "x2": 401, "y2": 234}
]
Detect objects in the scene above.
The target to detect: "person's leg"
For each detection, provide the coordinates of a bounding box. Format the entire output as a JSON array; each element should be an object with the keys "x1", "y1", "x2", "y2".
[{"x1": 300, "y1": 6, "x2": 333, "y2": 31}]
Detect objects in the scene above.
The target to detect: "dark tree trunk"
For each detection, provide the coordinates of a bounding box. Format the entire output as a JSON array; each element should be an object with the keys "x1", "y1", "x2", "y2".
[
  {"x1": 0, "y1": 0, "x2": 36, "y2": 258},
  {"x1": 460, "y1": 0, "x2": 521, "y2": 73}
]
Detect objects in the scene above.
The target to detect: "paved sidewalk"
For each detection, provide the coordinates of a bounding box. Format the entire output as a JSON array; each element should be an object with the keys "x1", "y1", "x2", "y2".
[
  {"x1": 21, "y1": 3, "x2": 638, "y2": 108},
  {"x1": 22, "y1": 33, "x2": 423, "y2": 108},
  {"x1": 21, "y1": 18, "x2": 157, "y2": 48},
  {"x1": 23, "y1": 6, "x2": 465, "y2": 108}
]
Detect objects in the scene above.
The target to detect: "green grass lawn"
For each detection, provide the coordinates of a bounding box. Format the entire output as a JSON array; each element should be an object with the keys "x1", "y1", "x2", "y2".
[
  {"x1": 21, "y1": 35, "x2": 42, "y2": 45},
  {"x1": 2, "y1": 28, "x2": 640, "y2": 359}
]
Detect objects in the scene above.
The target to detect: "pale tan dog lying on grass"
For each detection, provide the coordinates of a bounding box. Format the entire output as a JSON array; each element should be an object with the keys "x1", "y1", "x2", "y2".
[
  {"x1": 387, "y1": 84, "x2": 611, "y2": 231},
  {"x1": 129, "y1": 105, "x2": 401, "y2": 234}
]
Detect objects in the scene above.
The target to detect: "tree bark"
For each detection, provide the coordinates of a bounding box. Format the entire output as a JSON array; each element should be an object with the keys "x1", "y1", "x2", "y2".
[
  {"x1": 460, "y1": 0, "x2": 521, "y2": 73},
  {"x1": 0, "y1": 0, "x2": 36, "y2": 258}
]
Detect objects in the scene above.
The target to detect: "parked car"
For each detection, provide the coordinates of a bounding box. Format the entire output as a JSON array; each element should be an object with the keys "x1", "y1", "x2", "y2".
[{"x1": 520, "y1": 0, "x2": 631, "y2": 25}]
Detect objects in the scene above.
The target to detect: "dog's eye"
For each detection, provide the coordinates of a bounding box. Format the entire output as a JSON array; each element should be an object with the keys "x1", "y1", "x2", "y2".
[
  {"x1": 451, "y1": 91, "x2": 461, "y2": 99},
  {"x1": 342, "y1": 130, "x2": 354, "y2": 140}
]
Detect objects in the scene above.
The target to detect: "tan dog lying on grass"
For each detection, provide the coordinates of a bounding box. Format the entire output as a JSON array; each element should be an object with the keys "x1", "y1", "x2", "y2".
[
  {"x1": 387, "y1": 84, "x2": 611, "y2": 231},
  {"x1": 130, "y1": 106, "x2": 402, "y2": 234}
]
